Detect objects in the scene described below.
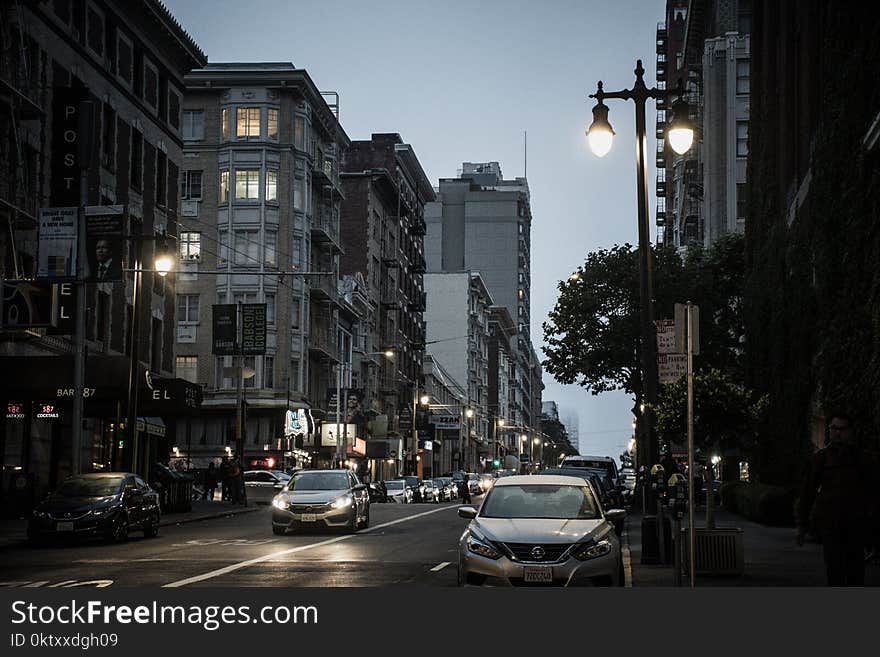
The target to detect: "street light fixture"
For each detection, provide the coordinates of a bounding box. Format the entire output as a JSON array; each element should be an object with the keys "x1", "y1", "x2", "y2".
[{"x1": 585, "y1": 60, "x2": 694, "y2": 475}]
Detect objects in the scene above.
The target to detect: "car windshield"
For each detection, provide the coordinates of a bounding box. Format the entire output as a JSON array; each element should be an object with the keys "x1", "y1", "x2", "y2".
[
  {"x1": 385, "y1": 481, "x2": 404, "y2": 490},
  {"x1": 289, "y1": 473, "x2": 349, "y2": 491},
  {"x1": 54, "y1": 477, "x2": 124, "y2": 497},
  {"x1": 480, "y1": 484, "x2": 599, "y2": 520}
]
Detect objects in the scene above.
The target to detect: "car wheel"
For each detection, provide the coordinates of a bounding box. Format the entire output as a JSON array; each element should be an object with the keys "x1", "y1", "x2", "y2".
[
  {"x1": 108, "y1": 514, "x2": 129, "y2": 543},
  {"x1": 143, "y1": 511, "x2": 159, "y2": 538},
  {"x1": 346, "y1": 516, "x2": 358, "y2": 534},
  {"x1": 272, "y1": 525, "x2": 286, "y2": 536}
]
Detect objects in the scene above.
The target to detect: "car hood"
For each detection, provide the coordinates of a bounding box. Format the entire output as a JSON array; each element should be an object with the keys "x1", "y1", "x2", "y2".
[
  {"x1": 472, "y1": 517, "x2": 605, "y2": 544},
  {"x1": 38, "y1": 495, "x2": 120, "y2": 514},
  {"x1": 286, "y1": 489, "x2": 349, "y2": 504}
]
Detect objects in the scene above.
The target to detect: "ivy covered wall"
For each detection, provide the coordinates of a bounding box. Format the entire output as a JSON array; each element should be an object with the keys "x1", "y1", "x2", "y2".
[{"x1": 745, "y1": 3, "x2": 880, "y2": 485}]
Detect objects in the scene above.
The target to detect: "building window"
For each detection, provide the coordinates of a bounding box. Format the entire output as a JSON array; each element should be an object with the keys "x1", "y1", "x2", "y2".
[
  {"x1": 87, "y1": 6, "x2": 104, "y2": 56},
  {"x1": 117, "y1": 33, "x2": 133, "y2": 85},
  {"x1": 179, "y1": 232, "x2": 201, "y2": 261},
  {"x1": 155, "y1": 151, "x2": 167, "y2": 208},
  {"x1": 737, "y1": 183, "x2": 749, "y2": 220},
  {"x1": 221, "y1": 107, "x2": 230, "y2": 140},
  {"x1": 169, "y1": 90, "x2": 181, "y2": 130},
  {"x1": 130, "y1": 128, "x2": 143, "y2": 191},
  {"x1": 220, "y1": 169, "x2": 229, "y2": 203},
  {"x1": 265, "y1": 293, "x2": 276, "y2": 325},
  {"x1": 143, "y1": 60, "x2": 158, "y2": 109},
  {"x1": 235, "y1": 169, "x2": 260, "y2": 200},
  {"x1": 268, "y1": 108, "x2": 279, "y2": 140},
  {"x1": 236, "y1": 107, "x2": 260, "y2": 138},
  {"x1": 101, "y1": 103, "x2": 116, "y2": 171},
  {"x1": 265, "y1": 230, "x2": 277, "y2": 266},
  {"x1": 289, "y1": 359, "x2": 300, "y2": 391},
  {"x1": 177, "y1": 294, "x2": 200, "y2": 324},
  {"x1": 266, "y1": 169, "x2": 278, "y2": 202},
  {"x1": 182, "y1": 110, "x2": 204, "y2": 140},
  {"x1": 215, "y1": 356, "x2": 232, "y2": 389},
  {"x1": 176, "y1": 356, "x2": 198, "y2": 385},
  {"x1": 264, "y1": 356, "x2": 275, "y2": 389},
  {"x1": 293, "y1": 175, "x2": 304, "y2": 210},
  {"x1": 218, "y1": 230, "x2": 229, "y2": 265},
  {"x1": 181, "y1": 170, "x2": 202, "y2": 200},
  {"x1": 736, "y1": 60, "x2": 750, "y2": 95},
  {"x1": 233, "y1": 229, "x2": 260, "y2": 266},
  {"x1": 294, "y1": 115, "x2": 305, "y2": 150},
  {"x1": 244, "y1": 356, "x2": 256, "y2": 389},
  {"x1": 291, "y1": 299, "x2": 300, "y2": 329},
  {"x1": 736, "y1": 121, "x2": 749, "y2": 156},
  {"x1": 291, "y1": 236, "x2": 302, "y2": 268}
]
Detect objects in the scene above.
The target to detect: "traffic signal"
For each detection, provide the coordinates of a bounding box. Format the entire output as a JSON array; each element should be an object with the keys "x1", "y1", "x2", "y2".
[
  {"x1": 492, "y1": 458, "x2": 500, "y2": 468},
  {"x1": 118, "y1": 439, "x2": 124, "y2": 449}
]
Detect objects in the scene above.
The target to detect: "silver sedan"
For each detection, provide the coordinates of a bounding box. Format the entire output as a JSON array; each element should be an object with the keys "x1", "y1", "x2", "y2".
[
  {"x1": 457, "y1": 475, "x2": 625, "y2": 587},
  {"x1": 271, "y1": 470, "x2": 370, "y2": 534}
]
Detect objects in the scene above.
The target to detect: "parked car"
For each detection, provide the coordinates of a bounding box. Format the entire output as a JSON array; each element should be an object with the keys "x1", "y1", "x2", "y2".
[
  {"x1": 456, "y1": 475, "x2": 624, "y2": 587},
  {"x1": 560, "y1": 455, "x2": 621, "y2": 490},
  {"x1": 244, "y1": 470, "x2": 290, "y2": 488},
  {"x1": 467, "y1": 473, "x2": 482, "y2": 495},
  {"x1": 536, "y1": 468, "x2": 625, "y2": 534},
  {"x1": 271, "y1": 469, "x2": 369, "y2": 535},
  {"x1": 422, "y1": 479, "x2": 443, "y2": 503},
  {"x1": 401, "y1": 476, "x2": 424, "y2": 502},
  {"x1": 435, "y1": 476, "x2": 458, "y2": 501},
  {"x1": 28, "y1": 473, "x2": 161, "y2": 544},
  {"x1": 384, "y1": 479, "x2": 413, "y2": 504}
]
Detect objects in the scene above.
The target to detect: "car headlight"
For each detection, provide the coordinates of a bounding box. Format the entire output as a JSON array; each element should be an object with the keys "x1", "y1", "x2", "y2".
[
  {"x1": 272, "y1": 495, "x2": 290, "y2": 510},
  {"x1": 574, "y1": 539, "x2": 612, "y2": 561},
  {"x1": 466, "y1": 533, "x2": 502, "y2": 560},
  {"x1": 32, "y1": 510, "x2": 48, "y2": 518},
  {"x1": 331, "y1": 494, "x2": 354, "y2": 510},
  {"x1": 90, "y1": 506, "x2": 118, "y2": 517}
]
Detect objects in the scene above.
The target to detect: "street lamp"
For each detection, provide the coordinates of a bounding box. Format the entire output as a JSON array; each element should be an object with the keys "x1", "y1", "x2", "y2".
[{"x1": 585, "y1": 60, "x2": 694, "y2": 474}]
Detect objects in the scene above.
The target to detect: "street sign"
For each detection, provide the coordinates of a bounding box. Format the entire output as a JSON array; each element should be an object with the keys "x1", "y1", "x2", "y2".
[
  {"x1": 674, "y1": 303, "x2": 700, "y2": 355},
  {"x1": 655, "y1": 319, "x2": 677, "y2": 355},
  {"x1": 37, "y1": 207, "x2": 78, "y2": 278},
  {"x1": 658, "y1": 354, "x2": 687, "y2": 383},
  {"x1": 240, "y1": 303, "x2": 267, "y2": 355}
]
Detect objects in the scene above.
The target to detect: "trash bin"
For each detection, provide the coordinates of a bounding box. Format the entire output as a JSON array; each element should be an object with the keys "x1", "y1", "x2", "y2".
[{"x1": 152, "y1": 463, "x2": 193, "y2": 513}]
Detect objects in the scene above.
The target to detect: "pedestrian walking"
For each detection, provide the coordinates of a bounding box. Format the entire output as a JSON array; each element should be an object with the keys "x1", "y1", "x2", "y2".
[
  {"x1": 459, "y1": 478, "x2": 471, "y2": 504},
  {"x1": 796, "y1": 410, "x2": 879, "y2": 585},
  {"x1": 220, "y1": 457, "x2": 231, "y2": 502},
  {"x1": 228, "y1": 458, "x2": 242, "y2": 504},
  {"x1": 204, "y1": 462, "x2": 218, "y2": 501}
]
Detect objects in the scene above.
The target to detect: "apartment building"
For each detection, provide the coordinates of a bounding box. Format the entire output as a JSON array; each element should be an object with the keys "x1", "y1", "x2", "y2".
[
  {"x1": 0, "y1": 0, "x2": 205, "y2": 500},
  {"x1": 176, "y1": 62, "x2": 349, "y2": 469},
  {"x1": 339, "y1": 133, "x2": 434, "y2": 474}
]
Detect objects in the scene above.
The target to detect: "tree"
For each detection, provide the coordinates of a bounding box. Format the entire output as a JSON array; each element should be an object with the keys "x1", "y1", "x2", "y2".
[
  {"x1": 654, "y1": 367, "x2": 766, "y2": 526},
  {"x1": 542, "y1": 234, "x2": 746, "y2": 404}
]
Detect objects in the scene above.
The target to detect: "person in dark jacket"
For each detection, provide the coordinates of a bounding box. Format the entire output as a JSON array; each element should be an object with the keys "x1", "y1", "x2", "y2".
[
  {"x1": 459, "y1": 477, "x2": 471, "y2": 504},
  {"x1": 204, "y1": 462, "x2": 218, "y2": 501},
  {"x1": 796, "y1": 411, "x2": 878, "y2": 585}
]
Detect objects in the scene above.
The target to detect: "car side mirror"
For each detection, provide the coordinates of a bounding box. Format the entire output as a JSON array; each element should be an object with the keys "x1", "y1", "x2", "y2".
[
  {"x1": 353, "y1": 484, "x2": 366, "y2": 491},
  {"x1": 605, "y1": 508, "x2": 626, "y2": 523},
  {"x1": 458, "y1": 506, "x2": 477, "y2": 520}
]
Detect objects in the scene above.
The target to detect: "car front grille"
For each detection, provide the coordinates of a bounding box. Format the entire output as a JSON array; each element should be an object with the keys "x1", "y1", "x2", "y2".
[
  {"x1": 289, "y1": 503, "x2": 329, "y2": 513},
  {"x1": 48, "y1": 512, "x2": 90, "y2": 521},
  {"x1": 501, "y1": 543, "x2": 574, "y2": 563}
]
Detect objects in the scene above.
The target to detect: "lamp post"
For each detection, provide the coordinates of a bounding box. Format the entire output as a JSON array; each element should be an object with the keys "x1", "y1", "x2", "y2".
[{"x1": 586, "y1": 60, "x2": 694, "y2": 476}]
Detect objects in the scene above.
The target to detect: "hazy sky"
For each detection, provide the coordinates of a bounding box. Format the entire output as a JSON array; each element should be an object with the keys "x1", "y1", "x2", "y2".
[{"x1": 165, "y1": 0, "x2": 666, "y2": 461}]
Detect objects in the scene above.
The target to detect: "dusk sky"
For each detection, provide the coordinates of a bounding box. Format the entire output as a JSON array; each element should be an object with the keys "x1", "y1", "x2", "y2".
[{"x1": 165, "y1": 0, "x2": 667, "y2": 461}]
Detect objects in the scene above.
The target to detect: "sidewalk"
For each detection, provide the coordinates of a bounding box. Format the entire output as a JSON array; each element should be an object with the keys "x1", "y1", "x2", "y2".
[
  {"x1": 0, "y1": 500, "x2": 258, "y2": 549},
  {"x1": 624, "y1": 507, "x2": 880, "y2": 586}
]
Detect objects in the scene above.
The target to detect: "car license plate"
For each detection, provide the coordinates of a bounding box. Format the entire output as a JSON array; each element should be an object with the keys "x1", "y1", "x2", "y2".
[
  {"x1": 56, "y1": 522, "x2": 74, "y2": 532},
  {"x1": 300, "y1": 513, "x2": 317, "y2": 522},
  {"x1": 523, "y1": 567, "x2": 553, "y2": 583}
]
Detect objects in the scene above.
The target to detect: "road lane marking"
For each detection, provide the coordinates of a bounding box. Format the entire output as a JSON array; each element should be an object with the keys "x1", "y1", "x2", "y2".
[
  {"x1": 163, "y1": 505, "x2": 457, "y2": 588},
  {"x1": 430, "y1": 562, "x2": 451, "y2": 572}
]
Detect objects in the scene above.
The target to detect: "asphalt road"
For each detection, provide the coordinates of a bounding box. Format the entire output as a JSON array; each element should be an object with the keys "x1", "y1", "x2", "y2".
[{"x1": 0, "y1": 498, "x2": 482, "y2": 588}]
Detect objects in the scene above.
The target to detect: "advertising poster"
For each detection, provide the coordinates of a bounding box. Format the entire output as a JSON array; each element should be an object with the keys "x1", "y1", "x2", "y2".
[
  {"x1": 240, "y1": 303, "x2": 266, "y2": 355},
  {"x1": 37, "y1": 207, "x2": 77, "y2": 278},
  {"x1": 212, "y1": 304, "x2": 237, "y2": 355},
  {"x1": 85, "y1": 206, "x2": 124, "y2": 282}
]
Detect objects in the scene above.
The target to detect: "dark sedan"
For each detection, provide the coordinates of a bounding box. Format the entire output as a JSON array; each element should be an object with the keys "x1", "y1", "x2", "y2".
[{"x1": 28, "y1": 473, "x2": 161, "y2": 544}]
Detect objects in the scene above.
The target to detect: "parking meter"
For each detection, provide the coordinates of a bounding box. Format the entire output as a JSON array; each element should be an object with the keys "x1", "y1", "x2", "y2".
[
  {"x1": 667, "y1": 473, "x2": 688, "y2": 515},
  {"x1": 649, "y1": 464, "x2": 666, "y2": 499}
]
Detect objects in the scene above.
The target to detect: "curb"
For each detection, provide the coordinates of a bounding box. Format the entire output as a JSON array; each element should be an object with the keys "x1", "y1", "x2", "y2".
[{"x1": 159, "y1": 505, "x2": 260, "y2": 527}]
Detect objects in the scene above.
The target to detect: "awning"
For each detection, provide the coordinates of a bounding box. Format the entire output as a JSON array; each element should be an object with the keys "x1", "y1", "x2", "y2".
[{"x1": 136, "y1": 416, "x2": 166, "y2": 437}]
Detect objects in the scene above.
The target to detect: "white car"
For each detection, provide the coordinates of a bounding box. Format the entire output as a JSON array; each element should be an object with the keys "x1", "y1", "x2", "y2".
[
  {"x1": 384, "y1": 479, "x2": 413, "y2": 504},
  {"x1": 457, "y1": 475, "x2": 624, "y2": 587}
]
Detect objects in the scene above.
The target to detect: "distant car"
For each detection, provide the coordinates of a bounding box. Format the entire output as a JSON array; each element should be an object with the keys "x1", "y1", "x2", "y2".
[
  {"x1": 478, "y1": 474, "x2": 495, "y2": 493},
  {"x1": 422, "y1": 479, "x2": 443, "y2": 503},
  {"x1": 244, "y1": 470, "x2": 290, "y2": 488},
  {"x1": 457, "y1": 475, "x2": 624, "y2": 587},
  {"x1": 435, "y1": 477, "x2": 458, "y2": 501},
  {"x1": 560, "y1": 456, "x2": 621, "y2": 489},
  {"x1": 467, "y1": 473, "x2": 482, "y2": 495},
  {"x1": 28, "y1": 473, "x2": 161, "y2": 544},
  {"x1": 271, "y1": 469, "x2": 369, "y2": 535},
  {"x1": 384, "y1": 479, "x2": 413, "y2": 504},
  {"x1": 401, "y1": 476, "x2": 424, "y2": 502}
]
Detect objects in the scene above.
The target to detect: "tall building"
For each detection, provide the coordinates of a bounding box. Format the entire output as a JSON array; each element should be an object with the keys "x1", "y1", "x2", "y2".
[
  {"x1": 657, "y1": 0, "x2": 752, "y2": 249},
  {"x1": 487, "y1": 305, "x2": 516, "y2": 459},
  {"x1": 339, "y1": 133, "x2": 434, "y2": 476},
  {"x1": 561, "y1": 411, "x2": 580, "y2": 453},
  {"x1": 422, "y1": 353, "x2": 468, "y2": 478},
  {"x1": 176, "y1": 62, "x2": 350, "y2": 470},
  {"x1": 425, "y1": 162, "x2": 540, "y2": 436},
  {"x1": 0, "y1": 0, "x2": 205, "y2": 500},
  {"x1": 423, "y1": 271, "x2": 492, "y2": 471}
]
